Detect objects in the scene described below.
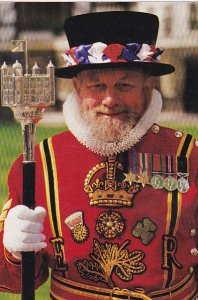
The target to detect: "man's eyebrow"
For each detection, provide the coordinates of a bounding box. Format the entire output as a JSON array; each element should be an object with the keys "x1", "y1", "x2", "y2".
[
  {"x1": 88, "y1": 77, "x2": 100, "y2": 81},
  {"x1": 84, "y1": 75, "x2": 100, "y2": 82}
]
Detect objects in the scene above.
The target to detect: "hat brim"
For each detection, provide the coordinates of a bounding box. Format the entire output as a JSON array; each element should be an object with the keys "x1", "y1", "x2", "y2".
[{"x1": 55, "y1": 61, "x2": 175, "y2": 78}]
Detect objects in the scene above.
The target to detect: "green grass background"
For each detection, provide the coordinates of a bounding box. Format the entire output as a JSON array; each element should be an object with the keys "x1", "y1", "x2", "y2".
[{"x1": 0, "y1": 121, "x2": 197, "y2": 299}]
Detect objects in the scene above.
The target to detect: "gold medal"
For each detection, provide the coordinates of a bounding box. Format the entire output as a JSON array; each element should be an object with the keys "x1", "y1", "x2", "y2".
[
  {"x1": 163, "y1": 176, "x2": 177, "y2": 191},
  {"x1": 138, "y1": 171, "x2": 150, "y2": 187},
  {"x1": 150, "y1": 174, "x2": 164, "y2": 189}
]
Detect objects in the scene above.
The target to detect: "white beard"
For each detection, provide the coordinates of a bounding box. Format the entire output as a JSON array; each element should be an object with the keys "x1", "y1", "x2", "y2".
[
  {"x1": 80, "y1": 106, "x2": 139, "y2": 143},
  {"x1": 63, "y1": 89, "x2": 162, "y2": 156}
]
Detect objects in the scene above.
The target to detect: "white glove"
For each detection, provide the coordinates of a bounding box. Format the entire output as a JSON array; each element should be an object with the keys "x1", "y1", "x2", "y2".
[{"x1": 3, "y1": 205, "x2": 47, "y2": 260}]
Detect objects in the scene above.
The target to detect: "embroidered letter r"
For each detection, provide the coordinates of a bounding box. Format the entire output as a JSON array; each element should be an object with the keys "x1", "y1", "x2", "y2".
[{"x1": 162, "y1": 234, "x2": 183, "y2": 270}]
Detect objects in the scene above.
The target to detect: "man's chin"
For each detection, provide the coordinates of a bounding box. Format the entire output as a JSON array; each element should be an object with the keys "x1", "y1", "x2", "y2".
[
  {"x1": 82, "y1": 111, "x2": 138, "y2": 142},
  {"x1": 88, "y1": 124, "x2": 132, "y2": 143}
]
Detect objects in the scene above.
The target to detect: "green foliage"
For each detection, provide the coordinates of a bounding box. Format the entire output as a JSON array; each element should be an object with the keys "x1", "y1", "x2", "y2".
[
  {"x1": 0, "y1": 276, "x2": 50, "y2": 300},
  {"x1": 0, "y1": 123, "x2": 66, "y2": 209},
  {"x1": 160, "y1": 123, "x2": 198, "y2": 139}
]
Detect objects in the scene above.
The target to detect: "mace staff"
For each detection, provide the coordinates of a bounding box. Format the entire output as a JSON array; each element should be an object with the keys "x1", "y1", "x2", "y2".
[{"x1": 1, "y1": 40, "x2": 55, "y2": 300}]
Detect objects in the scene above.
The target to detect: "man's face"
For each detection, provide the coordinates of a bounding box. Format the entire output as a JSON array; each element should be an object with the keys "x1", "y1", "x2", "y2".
[{"x1": 73, "y1": 68, "x2": 155, "y2": 142}]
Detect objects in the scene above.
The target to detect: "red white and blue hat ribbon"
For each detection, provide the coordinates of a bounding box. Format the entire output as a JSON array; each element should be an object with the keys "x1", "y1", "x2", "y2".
[{"x1": 62, "y1": 42, "x2": 164, "y2": 67}]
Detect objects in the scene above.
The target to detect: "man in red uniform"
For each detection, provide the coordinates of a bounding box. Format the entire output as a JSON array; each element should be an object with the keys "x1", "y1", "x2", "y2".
[{"x1": 0, "y1": 11, "x2": 198, "y2": 300}]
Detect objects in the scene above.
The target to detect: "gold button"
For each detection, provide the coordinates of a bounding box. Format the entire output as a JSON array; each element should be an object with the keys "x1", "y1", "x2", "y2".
[
  {"x1": 190, "y1": 229, "x2": 196, "y2": 237},
  {"x1": 152, "y1": 124, "x2": 160, "y2": 133},
  {"x1": 175, "y1": 131, "x2": 183, "y2": 138},
  {"x1": 189, "y1": 266, "x2": 194, "y2": 274},
  {"x1": 190, "y1": 248, "x2": 198, "y2": 256}
]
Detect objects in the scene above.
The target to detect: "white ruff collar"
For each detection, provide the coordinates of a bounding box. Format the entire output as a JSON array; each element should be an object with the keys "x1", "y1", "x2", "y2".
[{"x1": 63, "y1": 89, "x2": 162, "y2": 156}]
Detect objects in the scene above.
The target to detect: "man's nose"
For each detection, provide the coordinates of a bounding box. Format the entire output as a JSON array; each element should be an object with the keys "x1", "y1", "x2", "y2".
[{"x1": 102, "y1": 89, "x2": 119, "y2": 108}]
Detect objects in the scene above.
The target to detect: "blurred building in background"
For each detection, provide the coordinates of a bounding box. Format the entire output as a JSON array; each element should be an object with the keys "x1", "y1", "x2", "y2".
[
  {"x1": 136, "y1": 2, "x2": 198, "y2": 113},
  {"x1": 0, "y1": 1, "x2": 198, "y2": 118}
]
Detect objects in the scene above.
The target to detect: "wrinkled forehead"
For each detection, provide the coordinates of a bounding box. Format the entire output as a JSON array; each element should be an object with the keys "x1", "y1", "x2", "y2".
[{"x1": 77, "y1": 67, "x2": 147, "y2": 81}]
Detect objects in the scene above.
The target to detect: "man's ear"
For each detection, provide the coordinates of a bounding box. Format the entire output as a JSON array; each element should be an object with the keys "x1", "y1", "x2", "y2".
[
  {"x1": 73, "y1": 77, "x2": 81, "y2": 96},
  {"x1": 144, "y1": 76, "x2": 156, "y2": 98}
]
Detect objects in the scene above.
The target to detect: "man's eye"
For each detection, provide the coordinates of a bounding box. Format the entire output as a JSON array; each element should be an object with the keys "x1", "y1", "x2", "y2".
[
  {"x1": 116, "y1": 83, "x2": 134, "y2": 91},
  {"x1": 88, "y1": 84, "x2": 106, "y2": 91}
]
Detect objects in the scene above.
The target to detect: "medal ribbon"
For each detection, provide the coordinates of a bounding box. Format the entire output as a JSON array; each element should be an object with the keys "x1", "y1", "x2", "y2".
[
  {"x1": 132, "y1": 152, "x2": 137, "y2": 175},
  {"x1": 151, "y1": 154, "x2": 164, "y2": 176}
]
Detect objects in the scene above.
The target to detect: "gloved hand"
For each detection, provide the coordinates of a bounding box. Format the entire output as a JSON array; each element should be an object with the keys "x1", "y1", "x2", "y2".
[{"x1": 3, "y1": 205, "x2": 47, "y2": 260}]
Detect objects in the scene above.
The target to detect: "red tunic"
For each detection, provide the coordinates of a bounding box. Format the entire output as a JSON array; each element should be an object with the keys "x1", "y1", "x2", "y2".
[{"x1": 0, "y1": 125, "x2": 198, "y2": 299}]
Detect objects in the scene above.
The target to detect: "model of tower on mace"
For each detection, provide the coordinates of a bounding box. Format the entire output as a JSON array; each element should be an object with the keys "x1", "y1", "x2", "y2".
[{"x1": 1, "y1": 40, "x2": 55, "y2": 300}]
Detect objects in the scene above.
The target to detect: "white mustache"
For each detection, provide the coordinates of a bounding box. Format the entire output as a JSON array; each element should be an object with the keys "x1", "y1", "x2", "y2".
[
  {"x1": 93, "y1": 107, "x2": 140, "y2": 122},
  {"x1": 95, "y1": 107, "x2": 129, "y2": 115}
]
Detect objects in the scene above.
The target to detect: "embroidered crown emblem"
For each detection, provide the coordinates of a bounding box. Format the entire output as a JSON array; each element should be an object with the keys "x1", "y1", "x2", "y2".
[{"x1": 84, "y1": 155, "x2": 140, "y2": 207}]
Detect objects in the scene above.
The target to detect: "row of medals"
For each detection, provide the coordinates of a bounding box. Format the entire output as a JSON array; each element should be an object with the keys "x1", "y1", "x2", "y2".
[{"x1": 150, "y1": 173, "x2": 189, "y2": 193}]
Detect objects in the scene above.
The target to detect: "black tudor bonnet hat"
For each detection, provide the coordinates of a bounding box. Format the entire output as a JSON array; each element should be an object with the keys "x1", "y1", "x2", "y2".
[{"x1": 55, "y1": 11, "x2": 175, "y2": 78}]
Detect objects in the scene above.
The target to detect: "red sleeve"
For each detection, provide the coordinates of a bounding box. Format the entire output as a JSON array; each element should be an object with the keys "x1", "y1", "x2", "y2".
[{"x1": 0, "y1": 155, "x2": 49, "y2": 293}]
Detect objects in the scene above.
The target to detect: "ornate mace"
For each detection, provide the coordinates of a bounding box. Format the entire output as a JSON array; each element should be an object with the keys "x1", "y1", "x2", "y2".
[{"x1": 1, "y1": 40, "x2": 55, "y2": 300}]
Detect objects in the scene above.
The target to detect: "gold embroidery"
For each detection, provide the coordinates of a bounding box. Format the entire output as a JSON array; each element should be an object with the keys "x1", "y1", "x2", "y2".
[
  {"x1": 65, "y1": 211, "x2": 89, "y2": 243},
  {"x1": 50, "y1": 237, "x2": 67, "y2": 272},
  {"x1": 75, "y1": 239, "x2": 146, "y2": 288},
  {"x1": 95, "y1": 210, "x2": 125, "y2": 239},
  {"x1": 0, "y1": 199, "x2": 12, "y2": 232},
  {"x1": 72, "y1": 224, "x2": 89, "y2": 243},
  {"x1": 84, "y1": 156, "x2": 140, "y2": 207}
]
